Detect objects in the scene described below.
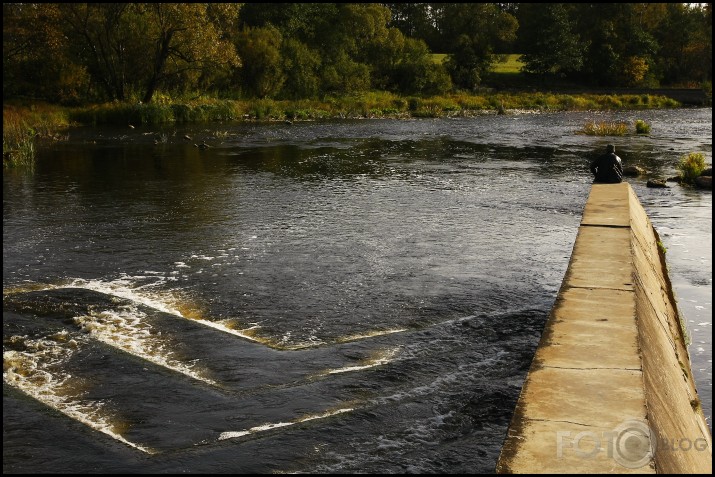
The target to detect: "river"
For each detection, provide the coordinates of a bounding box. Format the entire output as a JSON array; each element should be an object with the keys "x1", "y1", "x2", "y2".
[{"x1": 3, "y1": 108, "x2": 711, "y2": 473}]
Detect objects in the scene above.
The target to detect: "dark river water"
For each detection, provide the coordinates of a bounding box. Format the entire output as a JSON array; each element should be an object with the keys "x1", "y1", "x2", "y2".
[{"x1": 3, "y1": 108, "x2": 711, "y2": 473}]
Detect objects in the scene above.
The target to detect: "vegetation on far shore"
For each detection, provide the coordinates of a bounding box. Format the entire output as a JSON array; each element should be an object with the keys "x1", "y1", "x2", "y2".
[
  {"x1": 2, "y1": 90, "x2": 686, "y2": 168},
  {"x1": 4, "y1": 4, "x2": 710, "y2": 168}
]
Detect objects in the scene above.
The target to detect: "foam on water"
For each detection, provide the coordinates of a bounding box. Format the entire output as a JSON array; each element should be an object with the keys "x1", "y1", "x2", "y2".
[
  {"x1": 72, "y1": 306, "x2": 217, "y2": 386},
  {"x1": 322, "y1": 347, "x2": 401, "y2": 375},
  {"x1": 335, "y1": 328, "x2": 409, "y2": 343},
  {"x1": 3, "y1": 334, "x2": 153, "y2": 454},
  {"x1": 7, "y1": 278, "x2": 412, "y2": 350},
  {"x1": 218, "y1": 408, "x2": 354, "y2": 441}
]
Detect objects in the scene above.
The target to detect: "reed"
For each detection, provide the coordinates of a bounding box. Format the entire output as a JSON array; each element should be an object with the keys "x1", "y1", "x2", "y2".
[{"x1": 3, "y1": 103, "x2": 71, "y2": 168}]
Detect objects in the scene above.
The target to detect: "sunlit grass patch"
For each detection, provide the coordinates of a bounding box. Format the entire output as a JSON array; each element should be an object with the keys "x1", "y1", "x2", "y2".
[
  {"x1": 431, "y1": 53, "x2": 448, "y2": 65},
  {"x1": 491, "y1": 54, "x2": 525, "y2": 74}
]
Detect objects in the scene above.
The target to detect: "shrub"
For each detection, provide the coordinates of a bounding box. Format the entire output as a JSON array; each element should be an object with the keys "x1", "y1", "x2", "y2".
[
  {"x1": 635, "y1": 119, "x2": 651, "y2": 134},
  {"x1": 676, "y1": 152, "x2": 706, "y2": 185}
]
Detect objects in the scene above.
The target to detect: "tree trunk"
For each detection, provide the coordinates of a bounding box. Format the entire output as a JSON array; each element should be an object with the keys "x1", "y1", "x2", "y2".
[{"x1": 142, "y1": 30, "x2": 174, "y2": 104}]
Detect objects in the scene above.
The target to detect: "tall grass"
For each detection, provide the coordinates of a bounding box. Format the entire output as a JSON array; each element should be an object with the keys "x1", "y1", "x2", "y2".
[
  {"x1": 579, "y1": 121, "x2": 630, "y2": 136},
  {"x1": 3, "y1": 103, "x2": 71, "y2": 168}
]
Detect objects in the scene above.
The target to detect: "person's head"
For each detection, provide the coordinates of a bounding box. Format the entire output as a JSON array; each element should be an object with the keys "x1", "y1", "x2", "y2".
[{"x1": 606, "y1": 144, "x2": 616, "y2": 154}]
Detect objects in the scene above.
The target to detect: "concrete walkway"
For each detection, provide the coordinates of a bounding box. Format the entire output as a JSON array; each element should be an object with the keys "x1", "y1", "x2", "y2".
[{"x1": 496, "y1": 183, "x2": 712, "y2": 474}]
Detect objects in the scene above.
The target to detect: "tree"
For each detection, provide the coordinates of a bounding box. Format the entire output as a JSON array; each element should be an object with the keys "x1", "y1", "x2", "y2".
[
  {"x1": 238, "y1": 3, "x2": 335, "y2": 46},
  {"x1": 437, "y1": 4, "x2": 518, "y2": 90},
  {"x1": 134, "y1": 4, "x2": 241, "y2": 103},
  {"x1": 519, "y1": 4, "x2": 585, "y2": 77},
  {"x1": 3, "y1": 4, "x2": 90, "y2": 103},
  {"x1": 394, "y1": 37, "x2": 452, "y2": 95},
  {"x1": 571, "y1": 3, "x2": 660, "y2": 87},
  {"x1": 280, "y1": 39, "x2": 321, "y2": 99},
  {"x1": 57, "y1": 3, "x2": 241, "y2": 103},
  {"x1": 385, "y1": 3, "x2": 440, "y2": 50},
  {"x1": 60, "y1": 4, "x2": 136, "y2": 101},
  {"x1": 652, "y1": 3, "x2": 712, "y2": 85},
  {"x1": 235, "y1": 25, "x2": 285, "y2": 98}
]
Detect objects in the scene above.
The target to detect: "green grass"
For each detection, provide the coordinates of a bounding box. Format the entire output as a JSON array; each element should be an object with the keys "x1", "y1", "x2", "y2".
[
  {"x1": 431, "y1": 54, "x2": 447, "y2": 65},
  {"x1": 430, "y1": 53, "x2": 525, "y2": 74},
  {"x1": 657, "y1": 240, "x2": 667, "y2": 255},
  {"x1": 491, "y1": 54, "x2": 525, "y2": 74}
]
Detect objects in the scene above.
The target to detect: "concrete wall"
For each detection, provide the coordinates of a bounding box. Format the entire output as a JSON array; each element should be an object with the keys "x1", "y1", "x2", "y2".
[{"x1": 496, "y1": 183, "x2": 712, "y2": 474}]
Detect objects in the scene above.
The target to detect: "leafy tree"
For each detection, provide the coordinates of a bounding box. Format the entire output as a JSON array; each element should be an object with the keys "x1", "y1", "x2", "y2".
[
  {"x1": 385, "y1": 3, "x2": 440, "y2": 50},
  {"x1": 570, "y1": 3, "x2": 660, "y2": 87},
  {"x1": 4, "y1": 2, "x2": 712, "y2": 102},
  {"x1": 394, "y1": 37, "x2": 452, "y2": 95},
  {"x1": 60, "y1": 4, "x2": 138, "y2": 101},
  {"x1": 519, "y1": 4, "x2": 585, "y2": 77},
  {"x1": 133, "y1": 4, "x2": 241, "y2": 103},
  {"x1": 444, "y1": 35, "x2": 487, "y2": 91},
  {"x1": 437, "y1": 3, "x2": 518, "y2": 90},
  {"x1": 321, "y1": 51, "x2": 371, "y2": 94},
  {"x1": 366, "y1": 27, "x2": 407, "y2": 91},
  {"x1": 3, "y1": 4, "x2": 90, "y2": 103},
  {"x1": 235, "y1": 25, "x2": 285, "y2": 98},
  {"x1": 280, "y1": 39, "x2": 321, "y2": 99},
  {"x1": 238, "y1": 3, "x2": 336, "y2": 46},
  {"x1": 652, "y1": 3, "x2": 712, "y2": 85},
  {"x1": 56, "y1": 3, "x2": 240, "y2": 103}
]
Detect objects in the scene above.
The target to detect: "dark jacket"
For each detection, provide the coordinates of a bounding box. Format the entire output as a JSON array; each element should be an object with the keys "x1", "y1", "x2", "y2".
[{"x1": 590, "y1": 152, "x2": 623, "y2": 183}]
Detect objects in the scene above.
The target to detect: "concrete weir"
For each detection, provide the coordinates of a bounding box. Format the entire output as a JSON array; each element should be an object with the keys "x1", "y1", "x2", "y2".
[{"x1": 496, "y1": 183, "x2": 712, "y2": 474}]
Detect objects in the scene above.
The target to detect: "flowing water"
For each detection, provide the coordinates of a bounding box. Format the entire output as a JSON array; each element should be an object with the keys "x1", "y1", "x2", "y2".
[{"x1": 3, "y1": 108, "x2": 711, "y2": 473}]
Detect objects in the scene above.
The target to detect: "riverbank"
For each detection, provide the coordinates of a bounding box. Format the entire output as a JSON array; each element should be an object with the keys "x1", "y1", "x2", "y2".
[{"x1": 3, "y1": 89, "x2": 707, "y2": 169}]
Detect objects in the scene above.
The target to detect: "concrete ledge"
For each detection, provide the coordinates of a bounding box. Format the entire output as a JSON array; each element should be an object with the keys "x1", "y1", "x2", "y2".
[{"x1": 496, "y1": 183, "x2": 712, "y2": 474}]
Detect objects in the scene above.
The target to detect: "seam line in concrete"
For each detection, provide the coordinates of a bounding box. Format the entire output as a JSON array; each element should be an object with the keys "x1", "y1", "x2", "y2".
[
  {"x1": 566, "y1": 285, "x2": 635, "y2": 292},
  {"x1": 527, "y1": 418, "x2": 597, "y2": 428},
  {"x1": 580, "y1": 223, "x2": 631, "y2": 229},
  {"x1": 542, "y1": 365, "x2": 642, "y2": 371}
]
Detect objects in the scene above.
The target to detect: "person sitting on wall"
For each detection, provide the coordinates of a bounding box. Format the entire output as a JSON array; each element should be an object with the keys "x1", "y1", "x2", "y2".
[{"x1": 590, "y1": 144, "x2": 624, "y2": 183}]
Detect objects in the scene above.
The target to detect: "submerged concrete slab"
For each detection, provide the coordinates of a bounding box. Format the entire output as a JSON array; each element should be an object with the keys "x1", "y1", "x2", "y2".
[{"x1": 496, "y1": 183, "x2": 712, "y2": 474}]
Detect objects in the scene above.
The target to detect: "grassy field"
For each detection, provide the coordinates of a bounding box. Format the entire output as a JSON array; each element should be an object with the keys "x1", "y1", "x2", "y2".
[
  {"x1": 431, "y1": 53, "x2": 525, "y2": 74},
  {"x1": 491, "y1": 54, "x2": 525, "y2": 74},
  {"x1": 431, "y1": 53, "x2": 448, "y2": 65}
]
